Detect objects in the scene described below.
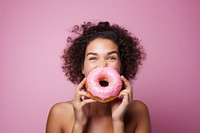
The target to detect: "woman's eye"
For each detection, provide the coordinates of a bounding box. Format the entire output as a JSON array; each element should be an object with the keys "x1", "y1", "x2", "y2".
[
  {"x1": 89, "y1": 57, "x2": 97, "y2": 60},
  {"x1": 108, "y1": 56, "x2": 116, "y2": 60}
]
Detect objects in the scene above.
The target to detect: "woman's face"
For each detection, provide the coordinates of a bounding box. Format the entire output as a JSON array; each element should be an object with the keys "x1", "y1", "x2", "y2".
[{"x1": 82, "y1": 38, "x2": 121, "y2": 77}]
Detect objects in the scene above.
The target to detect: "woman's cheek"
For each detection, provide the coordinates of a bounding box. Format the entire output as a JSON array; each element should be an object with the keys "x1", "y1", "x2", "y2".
[{"x1": 110, "y1": 62, "x2": 121, "y2": 73}]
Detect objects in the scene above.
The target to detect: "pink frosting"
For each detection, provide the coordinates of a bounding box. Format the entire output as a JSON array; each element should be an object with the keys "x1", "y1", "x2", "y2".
[{"x1": 86, "y1": 66, "x2": 122, "y2": 101}]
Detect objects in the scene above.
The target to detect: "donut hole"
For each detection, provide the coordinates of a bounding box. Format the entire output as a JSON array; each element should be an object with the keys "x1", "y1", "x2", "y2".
[{"x1": 99, "y1": 80, "x2": 109, "y2": 87}]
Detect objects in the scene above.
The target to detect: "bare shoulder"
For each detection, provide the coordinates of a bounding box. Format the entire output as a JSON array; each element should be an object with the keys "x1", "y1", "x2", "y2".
[
  {"x1": 48, "y1": 100, "x2": 75, "y2": 122},
  {"x1": 46, "y1": 101, "x2": 75, "y2": 133},
  {"x1": 131, "y1": 100, "x2": 149, "y2": 113},
  {"x1": 49, "y1": 101, "x2": 74, "y2": 115},
  {"x1": 125, "y1": 100, "x2": 151, "y2": 133}
]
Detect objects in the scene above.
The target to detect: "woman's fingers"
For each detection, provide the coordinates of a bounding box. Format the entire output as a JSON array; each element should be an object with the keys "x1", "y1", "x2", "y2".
[
  {"x1": 76, "y1": 78, "x2": 86, "y2": 92},
  {"x1": 78, "y1": 91, "x2": 90, "y2": 97},
  {"x1": 74, "y1": 82, "x2": 97, "y2": 107},
  {"x1": 78, "y1": 91, "x2": 97, "y2": 105},
  {"x1": 121, "y1": 76, "x2": 132, "y2": 91},
  {"x1": 118, "y1": 90, "x2": 131, "y2": 106},
  {"x1": 120, "y1": 75, "x2": 133, "y2": 99},
  {"x1": 74, "y1": 78, "x2": 86, "y2": 101},
  {"x1": 111, "y1": 76, "x2": 133, "y2": 121},
  {"x1": 118, "y1": 76, "x2": 133, "y2": 106},
  {"x1": 78, "y1": 91, "x2": 90, "y2": 101}
]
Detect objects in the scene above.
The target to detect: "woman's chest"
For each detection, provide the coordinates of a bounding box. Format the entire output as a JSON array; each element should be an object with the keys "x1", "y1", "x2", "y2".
[{"x1": 85, "y1": 117, "x2": 113, "y2": 133}]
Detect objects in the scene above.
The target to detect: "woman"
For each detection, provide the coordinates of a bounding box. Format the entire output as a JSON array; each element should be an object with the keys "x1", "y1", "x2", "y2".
[{"x1": 46, "y1": 21, "x2": 151, "y2": 133}]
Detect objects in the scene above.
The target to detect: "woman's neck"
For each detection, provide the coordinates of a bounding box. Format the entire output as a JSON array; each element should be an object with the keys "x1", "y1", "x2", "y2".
[{"x1": 90, "y1": 102, "x2": 111, "y2": 117}]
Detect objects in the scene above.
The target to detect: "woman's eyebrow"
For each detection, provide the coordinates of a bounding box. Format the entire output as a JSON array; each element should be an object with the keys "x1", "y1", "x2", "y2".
[
  {"x1": 107, "y1": 51, "x2": 119, "y2": 55},
  {"x1": 86, "y1": 52, "x2": 97, "y2": 56},
  {"x1": 86, "y1": 51, "x2": 119, "y2": 56}
]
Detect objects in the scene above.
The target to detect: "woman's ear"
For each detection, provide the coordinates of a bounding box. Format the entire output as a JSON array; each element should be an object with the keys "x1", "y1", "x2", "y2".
[{"x1": 82, "y1": 66, "x2": 85, "y2": 75}]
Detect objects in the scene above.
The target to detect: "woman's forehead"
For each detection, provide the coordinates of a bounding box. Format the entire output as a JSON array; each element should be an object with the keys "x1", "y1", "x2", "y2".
[{"x1": 86, "y1": 38, "x2": 118, "y2": 54}]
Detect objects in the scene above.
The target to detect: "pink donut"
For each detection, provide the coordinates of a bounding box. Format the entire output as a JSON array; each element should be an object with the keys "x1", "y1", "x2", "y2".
[{"x1": 86, "y1": 66, "x2": 122, "y2": 102}]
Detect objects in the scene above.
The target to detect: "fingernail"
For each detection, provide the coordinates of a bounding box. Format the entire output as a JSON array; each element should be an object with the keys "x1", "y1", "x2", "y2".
[
  {"x1": 118, "y1": 95, "x2": 124, "y2": 99},
  {"x1": 81, "y1": 96, "x2": 85, "y2": 100}
]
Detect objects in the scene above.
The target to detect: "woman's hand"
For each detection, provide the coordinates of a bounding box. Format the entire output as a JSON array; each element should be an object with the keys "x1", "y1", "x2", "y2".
[
  {"x1": 72, "y1": 78, "x2": 96, "y2": 131},
  {"x1": 111, "y1": 76, "x2": 133, "y2": 122}
]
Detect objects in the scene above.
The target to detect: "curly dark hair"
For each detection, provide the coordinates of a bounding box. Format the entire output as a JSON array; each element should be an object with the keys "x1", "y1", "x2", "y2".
[{"x1": 62, "y1": 21, "x2": 146, "y2": 84}]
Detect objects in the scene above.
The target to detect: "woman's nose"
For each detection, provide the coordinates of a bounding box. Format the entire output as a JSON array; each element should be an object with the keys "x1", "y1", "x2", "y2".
[{"x1": 98, "y1": 60, "x2": 108, "y2": 67}]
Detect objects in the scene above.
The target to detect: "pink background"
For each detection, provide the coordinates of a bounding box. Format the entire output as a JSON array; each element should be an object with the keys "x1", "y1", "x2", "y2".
[{"x1": 0, "y1": 0, "x2": 200, "y2": 133}]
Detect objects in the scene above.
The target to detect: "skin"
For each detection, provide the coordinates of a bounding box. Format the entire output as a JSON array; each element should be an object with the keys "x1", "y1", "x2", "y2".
[{"x1": 46, "y1": 38, "x2": 151, "y2": 133}]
